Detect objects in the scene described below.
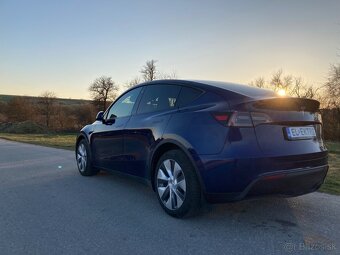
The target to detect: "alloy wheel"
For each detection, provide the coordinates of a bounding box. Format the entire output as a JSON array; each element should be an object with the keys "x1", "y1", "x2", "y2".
[
  {"x1": 77, "y1": 143, "x2": 87, "y2": 172},
  {"x1": 157, "y1": 159, "x2": 187, "y2": 210}
]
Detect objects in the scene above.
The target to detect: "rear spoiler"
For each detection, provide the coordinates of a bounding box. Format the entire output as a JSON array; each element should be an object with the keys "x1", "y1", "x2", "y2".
[{"x1": 250, "y1": 97, "x2": 320, "y2": 112}]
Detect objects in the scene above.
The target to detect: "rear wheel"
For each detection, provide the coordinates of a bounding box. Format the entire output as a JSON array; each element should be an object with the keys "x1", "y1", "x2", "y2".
[
  {"x1": 155, "y1": 149, "x2": 201, "y2": 218},
  {"x1": 76, "y1": 139, "x2": 99, "y2": 176}
]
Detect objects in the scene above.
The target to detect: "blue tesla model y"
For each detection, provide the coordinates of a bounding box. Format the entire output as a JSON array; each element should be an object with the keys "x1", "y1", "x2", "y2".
[{"x1": 75, "y1": 80, "x2": 328, "y2": 217}]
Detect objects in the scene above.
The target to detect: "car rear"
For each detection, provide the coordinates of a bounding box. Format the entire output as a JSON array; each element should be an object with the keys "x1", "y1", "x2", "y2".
[{"x1": 191, "y1": 82, "x2": 328, "y2": 203}]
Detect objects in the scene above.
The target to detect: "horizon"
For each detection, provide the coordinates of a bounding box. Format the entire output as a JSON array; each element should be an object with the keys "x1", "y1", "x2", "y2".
[
  {"x1": 0, "y1": 93, "x2": 91, "y2": 101},
  {"x1": 1, "y1": 0, "x2": 340, "y2": 99}
]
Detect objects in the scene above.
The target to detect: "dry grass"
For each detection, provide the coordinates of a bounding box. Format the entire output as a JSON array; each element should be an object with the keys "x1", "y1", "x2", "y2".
[
  {"x1": 0, "y1": 133, "x2": 76, "y2": 150},
  {"x1": 319, "y1": 141, "x2": 340, "y2": 195}
]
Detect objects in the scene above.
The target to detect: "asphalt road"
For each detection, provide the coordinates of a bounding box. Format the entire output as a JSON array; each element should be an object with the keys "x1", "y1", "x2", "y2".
[{"x1": 0, "y1": 139, "x2": 339, "y2": 255}]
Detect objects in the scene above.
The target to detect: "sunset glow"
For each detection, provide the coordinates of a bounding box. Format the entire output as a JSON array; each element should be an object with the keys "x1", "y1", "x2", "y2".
[
  {"x1": 277, "y1": 89, "x2": 286, "y2": 97},
  {"x1": 0, "y1": 0, "x2": 339, "y2": 99}
]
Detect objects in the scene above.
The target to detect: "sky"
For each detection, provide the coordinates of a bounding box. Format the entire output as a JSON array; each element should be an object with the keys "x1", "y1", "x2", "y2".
[{"x1": 0, "y1": 0, "x2": 339, "y2": 99}]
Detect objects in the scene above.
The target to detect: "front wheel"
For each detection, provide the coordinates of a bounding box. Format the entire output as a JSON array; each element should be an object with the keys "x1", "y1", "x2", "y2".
[
  {"x1": 76, "y1": 139, "x2": 99, "y2": 176},
  {"x1": 155, "y1": 149, "x2": 201, "y2": 218}
]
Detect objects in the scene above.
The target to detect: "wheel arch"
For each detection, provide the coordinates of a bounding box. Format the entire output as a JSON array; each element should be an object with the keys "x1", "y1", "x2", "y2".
[
  {"x1": 149, "y1": 139, "x2": 205, "y2": 193},
  {"x1": 75, "y1": 132, "x2": 89, "y2": 153},
  {"x1": 76, "y1": 133, "x2": 86, "y2": 144}
]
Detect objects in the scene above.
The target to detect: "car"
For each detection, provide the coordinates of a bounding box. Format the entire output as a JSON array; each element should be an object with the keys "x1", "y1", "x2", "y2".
[{"x1": 75, "y1": 79, "x2": 328, "y2": 217}]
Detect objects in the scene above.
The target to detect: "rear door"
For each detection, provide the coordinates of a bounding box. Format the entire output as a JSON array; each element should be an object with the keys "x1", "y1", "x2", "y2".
[{"x1": 124, "y1": 84, "x2": 181, "y2": 178}]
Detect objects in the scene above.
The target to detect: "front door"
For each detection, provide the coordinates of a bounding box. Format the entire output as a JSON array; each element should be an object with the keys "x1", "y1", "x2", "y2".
[{"x1": 91, "y1": 87, "x2": 142, "y2": 172}]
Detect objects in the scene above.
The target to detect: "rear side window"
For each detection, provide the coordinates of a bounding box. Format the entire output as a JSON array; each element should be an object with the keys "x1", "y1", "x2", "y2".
[
  {"x1": 137, "y1": 85, "x2": 181, "y2": 114},
  {"x1": 177, "y1": 86, "x2": 203, "y2": 107}
]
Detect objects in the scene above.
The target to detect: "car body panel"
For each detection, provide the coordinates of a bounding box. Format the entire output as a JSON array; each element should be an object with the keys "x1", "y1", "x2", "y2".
[
  {"x1": 164, "y1": 91, "x2": 230, "y2": 155},
  {"x1": 124, "y1": 110, "x2": 175, "y2": 177},
  {"x1": 90, "y1": 116, "x2": 130, "y2": 171}
]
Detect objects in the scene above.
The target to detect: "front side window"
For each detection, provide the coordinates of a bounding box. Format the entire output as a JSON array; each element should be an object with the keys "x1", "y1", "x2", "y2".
[
  {"x1": 106, "y1": 87, "x2": 142, "y2": 119},
  {"x1": 137, "y1": 85, "x2": 181, "y2": 114}
]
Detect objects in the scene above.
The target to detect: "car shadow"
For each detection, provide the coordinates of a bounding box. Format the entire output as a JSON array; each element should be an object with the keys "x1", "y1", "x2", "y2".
[{"x1": 89, "y1": 170, "x2": 336, "y2": 253}]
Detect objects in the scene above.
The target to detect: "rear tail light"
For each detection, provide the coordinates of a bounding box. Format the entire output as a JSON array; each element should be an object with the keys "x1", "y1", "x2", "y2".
[
  {"x1": 315, "y1": 112, "x2": 322, "y2": 123},
  {"x1": 250, "y1": 112, "x2": 272, "y2": 126},
  {"x1": 213, "y1": 111, "x2": 272, "y2": 127},
  {"x1": 212, "y1": 113, "x2": 231, "y2": 125},
  {"x1": 229, "y1": 112, "x2": 253, "y2": 127}
]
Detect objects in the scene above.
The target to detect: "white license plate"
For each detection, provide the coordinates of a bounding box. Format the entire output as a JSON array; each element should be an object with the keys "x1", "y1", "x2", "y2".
[{"x1": 285, "y1": 126, "x2": 316, "y2": 140}]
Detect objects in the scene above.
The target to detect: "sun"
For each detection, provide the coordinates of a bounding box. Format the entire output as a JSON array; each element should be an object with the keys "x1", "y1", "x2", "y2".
[{"x1": 277, "y1": 89, "x2": 286, "y2": 96}]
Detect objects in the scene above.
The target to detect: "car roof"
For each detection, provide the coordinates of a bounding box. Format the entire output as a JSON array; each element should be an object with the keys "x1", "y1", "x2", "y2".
[{"x1": 135, "y1": 79, "x2": 276, "y2": 98}]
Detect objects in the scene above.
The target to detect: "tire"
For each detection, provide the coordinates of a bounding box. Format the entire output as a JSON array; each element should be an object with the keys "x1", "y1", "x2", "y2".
[
  {"x1": 76, "y1": 139, "x2": 99, "y2": 176},
  {"x1": 154, "y1": 149, "x2": 201, "y2": 218}
]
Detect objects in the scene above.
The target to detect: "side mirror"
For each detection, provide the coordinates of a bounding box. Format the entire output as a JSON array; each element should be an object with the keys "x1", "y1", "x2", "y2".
[
  {"x1": 96, "y1": 111, "x2": 104, "y2": 121},
  {"x1": 105, "y1": 114, "x2": 117, "y2": 125}
]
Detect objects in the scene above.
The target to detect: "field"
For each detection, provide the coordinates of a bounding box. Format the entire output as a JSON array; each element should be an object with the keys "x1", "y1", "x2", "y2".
[
  {"x1": 0, "y1": 133, "x2": 339, "y2": 195},
  {"x1": 0, "y1": 133, "x2": 77, "y2": 150},
  {"x1": 0, "y1": 94, "x2": 91, "y2": 105}
]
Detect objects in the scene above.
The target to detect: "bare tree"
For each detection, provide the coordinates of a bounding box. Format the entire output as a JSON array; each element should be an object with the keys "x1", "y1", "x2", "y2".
[
  {"x1": 250, "y1": 77, "x2": 266, "y2": 88},
  {"x1": 89, "y1": 76, "x2": 118, "y2": 111},
  {"x1": 269, "y1": 69, "x2": 294, "y2": 93},
  {"x1": 7, "y1": 97, "x2": 34, "y2": 122},
  {"x1": 157, "y1": 70, "x2": 178, "y2": 80},
  {"x1": 125, "y1": 76, "x2": 141, "y2": 89},
  {"x1": 321, "y1": 64, "x2": 340, "y2": 140},
  {"x1": 54, "y1": 104, "x2": 68, "y2": 131},
  {"x1": 140, "y1": 60, "x2": 157, "y2": 81},
  {"x1": 325, "y1": 64, "x2": 340, "y2": 108},
  {"x1": 249, "y1": 68, "x2": 340, "y2": 140},
  {"x1": 0, "y1": 101, "x2": 7, "y2": 122},
  {"x1": 39, "y1": 91, "x2": 56, "y2": 128},
  {"x1": 250, "y1": 69, "x2": 322, "y2": 99}
]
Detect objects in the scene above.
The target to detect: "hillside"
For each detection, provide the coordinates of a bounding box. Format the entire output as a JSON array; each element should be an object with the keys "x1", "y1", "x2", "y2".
[{"x1": 0, "y1": 94, "x2": 92, "y2": 106}]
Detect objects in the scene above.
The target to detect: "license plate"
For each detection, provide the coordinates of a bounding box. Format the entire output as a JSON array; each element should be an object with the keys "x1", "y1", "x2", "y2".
[{"x1": 285, "y1": 126, "x2": 316, "y2": 140}]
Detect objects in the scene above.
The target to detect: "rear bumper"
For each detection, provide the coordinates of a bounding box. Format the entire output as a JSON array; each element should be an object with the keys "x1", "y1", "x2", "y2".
[{"x1": 205, "y1": 165, "x2": 328, "y2": 203}]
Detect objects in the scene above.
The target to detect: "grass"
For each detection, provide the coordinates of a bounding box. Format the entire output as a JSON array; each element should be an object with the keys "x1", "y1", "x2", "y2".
[
  {"x1": 0, "y1": 133, "x2": 76, "y2": 150},
  {"x1": 319, "y1": 141, "x2": 340, "y2": 195},
  {"x1": 0, "y1": 133, "x2": 339, "y2": 195}
]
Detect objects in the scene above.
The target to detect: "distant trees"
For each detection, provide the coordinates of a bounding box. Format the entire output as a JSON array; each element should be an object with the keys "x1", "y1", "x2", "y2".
[
  {"x1": 0, "y1": 61, "x2": 338, "y2": 141},
  {"x1": 6, "y1": 97, "x2": 34, "y2": 122},
  {"x1": 324, "y1": 64, "x2": 340, "y2": 109},
  {"x1": 39, "y1": 91, "x2": 56, "y2": 128},
  {"x1": 0, "y1": 101, "x2": 7, "y2": 122},
  {"x1": 123, "y1": 60, "x2": 177, "y2": 89},
  {"x1": 0, "y1": 94, "x2": 98, "y2": 133},
  {"x1": 157, "y1": 70, "x2": 178, "y2": 80},
  {"x1": 89, "y1": 76, "x2": 118, "y2": 111},
  {"x1": 322, "y1": 64, "x2": 340, "y2": 141},
  {"x1": 250, "y1": 69, "x2": 321, "y2": 99},
  {"x1": 141, "y1": 60, "x2": 157, "y2": 81},
  {"x1": 125, "y1": 76, "x2": 141, "y2": 89},
  {"x1": 250, "y1": 67, "x2": 340, "y2": 141}
]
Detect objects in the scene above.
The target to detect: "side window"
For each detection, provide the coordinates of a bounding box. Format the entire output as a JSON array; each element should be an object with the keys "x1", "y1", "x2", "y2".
[
  {"x1": 106, "y1": 87, "x2": 142, "y2": 119},
  {"x1": 177, "y1": 86, "x2": 203, "y2": 107},
  {"x1": 137, "y1": 85, "x2": 181, "y2": 114}
]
